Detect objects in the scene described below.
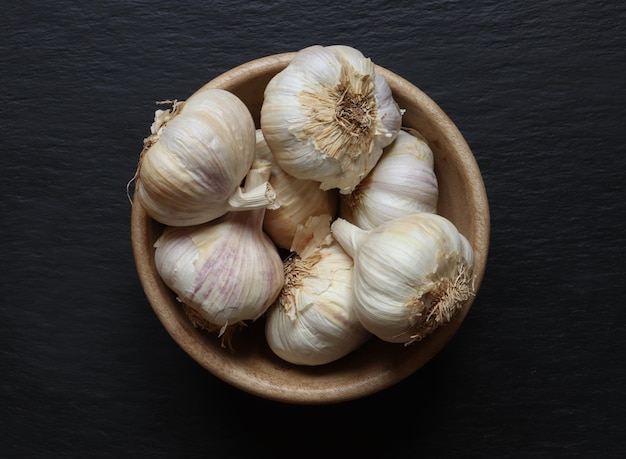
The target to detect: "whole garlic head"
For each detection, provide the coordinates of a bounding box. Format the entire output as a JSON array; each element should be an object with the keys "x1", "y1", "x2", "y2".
[
  {"x1": 153, "y1": 161, "x2": 284, "y2": 338},
  {"x1": 340, "y1": 129, "x2": 439, "y2": 230},
  {"x1": 260, "y1": 45, "x2": 403, "y2": 194},
  {"x1": 265, "y1": 215, "x2": 370, "y2": 366},
  {"x1": 135, "y1": 89, "x2": 274, "y2": 226},
  {"x1": 255, "y1": 129, "x2": 338, "y2": 250},
  {"x1": 331, "y1": 213, "x2": 475, "y2": 345}
]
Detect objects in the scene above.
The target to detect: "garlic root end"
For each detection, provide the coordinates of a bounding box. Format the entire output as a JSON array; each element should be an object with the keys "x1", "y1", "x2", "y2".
[
  {"x1": 405, "y1": 261, "x2": 475, "y2": 345},
  {"x1": 182, "y1": 304, "x2": 246, "y2": 352}
]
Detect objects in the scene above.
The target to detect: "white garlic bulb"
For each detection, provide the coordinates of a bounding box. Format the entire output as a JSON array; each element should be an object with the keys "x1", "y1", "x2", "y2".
[
  {"x1": 255, "y1": 129, "x2": 338, "y2": 250},
  {"x1": 260, "y1": 44, "x2": 403, "y2": 194},
  {"x1": 340, "y1": 129, "x2": 439, "y2": 230},
  {"x1": 135, "y1": 88, "x2": 276, "y2": 226},
  {"x1": 331, "y1": 213, "x2": 475, "y2": 345},
  {"x1": 154, "y1": 160, "x2": 284, "y2": 337},
  {"x1": 265, "y1": 214, "x2": 370, "y2": 366}
]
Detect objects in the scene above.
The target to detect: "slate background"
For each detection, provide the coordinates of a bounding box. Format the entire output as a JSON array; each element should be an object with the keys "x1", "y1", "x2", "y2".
[{"x1": 3, "y1": 1, "x2": 625, "y2": 457}]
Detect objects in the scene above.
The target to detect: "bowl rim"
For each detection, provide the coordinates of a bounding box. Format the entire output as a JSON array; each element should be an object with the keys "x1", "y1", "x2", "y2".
[{"x1": 130, "y1": 51, "x2": 490, "y2": 404}]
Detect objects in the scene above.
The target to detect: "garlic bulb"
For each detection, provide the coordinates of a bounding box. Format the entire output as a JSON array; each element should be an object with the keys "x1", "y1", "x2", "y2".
[
  {"x1": 340, "y1": 129, "x2": 439, "y2": 230},
  {"x1": 255, "y1": 129, "x2": 338, "y2": 250},
  {"x1": 331, "y1": 213, "x2": 475, "y2": 345},
  {"x1": 135, "y1": 88, "x2": 276, "y2": 226},
  {"x1": 154, "y1": 160, "x2": 284, "y2": 337},
  {"x1": 260, "y1": 44, "x2": 403, "y2": 194},
  {"x1": 265, "y1": 214, "x2": 370, "y2": 366}
]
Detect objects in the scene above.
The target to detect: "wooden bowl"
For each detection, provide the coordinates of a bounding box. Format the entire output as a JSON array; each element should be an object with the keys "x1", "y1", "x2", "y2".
[{"x1": 131, "y1": 52, "x2": 490, "y2": 404}]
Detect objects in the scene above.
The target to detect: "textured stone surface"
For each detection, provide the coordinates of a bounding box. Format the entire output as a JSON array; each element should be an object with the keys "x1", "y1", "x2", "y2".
[{"x1": 2, "y1": 1, "x2": 625, "y2": 457}]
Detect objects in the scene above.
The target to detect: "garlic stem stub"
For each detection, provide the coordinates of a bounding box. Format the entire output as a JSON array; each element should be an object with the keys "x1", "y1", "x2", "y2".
[
  {"x1": 340, "y1": 129, "x2": 439, "y2": 230},
  {"x1": 260, "y1": 44, "x2": 403, "y2": 194},
  {"x1": 135, "y1": 88, "x2": 275, "y2": 226},
  {"x1": 331, "y1": 213, "x2": 475, "y2": 345},
  {"x1": 255, "y1": 129, "x2": 339, "y2": 250},
  {"x1": 265, "y1": 215, "x2": 371, "y2": 366},
  {"x1": 153, "y1": 160, "x2": 284, "y2": 337}
]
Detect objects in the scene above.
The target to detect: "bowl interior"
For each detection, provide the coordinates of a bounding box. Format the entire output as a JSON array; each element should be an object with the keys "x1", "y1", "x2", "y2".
[{"x1": 131, "y1": 52, "x2": 490, "y2": 404}]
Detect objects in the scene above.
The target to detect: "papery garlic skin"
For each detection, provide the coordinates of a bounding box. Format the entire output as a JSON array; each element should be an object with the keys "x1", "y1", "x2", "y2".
[
  {"x1": 265, "y1": 215, "x2": 370, "y2": 366},
  {"x1": 154, "y1": 162, "x2": 284, "y2": 333},
  {"x1": 136, "y1": 88, "x2": 270, "y2": 226},
  {"x1": 255, "y1": 129, "x2": 338, "y2": 250},
  {"x1": 331, "y1": 213, "x2": 474, "y2": 345},
  {"x1": 340, "y1": 129, "x2": 439, "y2": 230},
  {"x1": 260, "y1": 45, "x2": 402, "y2": 194}
]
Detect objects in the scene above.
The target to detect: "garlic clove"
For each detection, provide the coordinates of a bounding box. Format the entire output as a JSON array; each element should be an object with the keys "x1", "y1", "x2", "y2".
[
  {"x1": 340, "y1": 129, "x2": 439, "y2": 230},
  {"x1": 331, "y1": 213, "x2": 475, "y2": 345},
  {"x1": 154, "y1": 160, "x2": 284, "y2": 341},
  {"x1": 265, "y1": 214, "x2": 371, "y2": 365},
  {"x1": 255, "y1": 129, "x2": 338, "y2": 250},
  {"x1": 134, "y1": 89, "x2": 275, "y2": 227},
  {"x1": 260, "y1": 45, "x2": 402, "y2": 194}
]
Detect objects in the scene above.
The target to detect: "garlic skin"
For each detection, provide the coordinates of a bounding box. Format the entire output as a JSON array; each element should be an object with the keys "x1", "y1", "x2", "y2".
[
  {"x1": 136, "y1": 89, "x2": 275, "y2": 226},
  {"x1": 265, "y1": 215, "x2": 370, "y2": 366},
  {"x1": 340, "y1": 129, "x2": 439, "y2": 230},
  {"x1": 331, "y1": 213, "x2": 475, "y2": 345},
  {"x1": 153, "y1": 161, "x2": 284, "y2": 334},
  {"x1": 255, "y1": 129, "x2": 338, "y2": 250},
  {"x1": 260, "y1": 45, "x2": 402, "y2": 194}
]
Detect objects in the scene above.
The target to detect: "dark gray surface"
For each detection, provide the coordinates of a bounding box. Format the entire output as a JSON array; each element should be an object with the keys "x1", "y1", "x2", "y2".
[{"x1": 3, "y1": 1, "x2": 625, "y2": 457}]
